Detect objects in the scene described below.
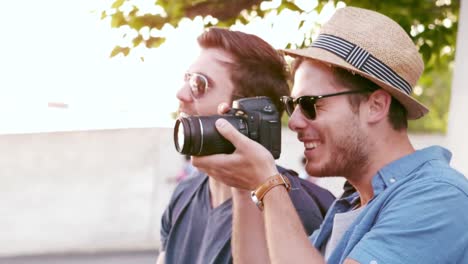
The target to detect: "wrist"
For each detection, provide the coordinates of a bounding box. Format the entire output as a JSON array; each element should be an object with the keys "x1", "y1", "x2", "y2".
[
  {"x1": 250, "y1": 173, "x2": 291, "y2": 211},
  {"x1": 232, "y1": 188, "x2": 251, "y2": 200}
]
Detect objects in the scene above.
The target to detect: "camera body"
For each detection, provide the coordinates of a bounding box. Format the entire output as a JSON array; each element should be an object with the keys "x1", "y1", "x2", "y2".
[{"x1": 174, "y1": 96, "x2": 281, "y2": 159}]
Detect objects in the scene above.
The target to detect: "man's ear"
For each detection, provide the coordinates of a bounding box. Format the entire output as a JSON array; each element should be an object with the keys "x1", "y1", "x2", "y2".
[{"x1": 365, "y1": 90, "x2": 392, "y2": 123}]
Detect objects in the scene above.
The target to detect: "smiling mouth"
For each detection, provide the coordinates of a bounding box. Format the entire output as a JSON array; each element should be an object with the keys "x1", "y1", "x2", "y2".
[{"x1": 305, "y1": 142, "x2": 320, "y2": 150}]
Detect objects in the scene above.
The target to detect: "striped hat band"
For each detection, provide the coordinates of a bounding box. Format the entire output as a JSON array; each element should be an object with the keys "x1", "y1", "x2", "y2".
[{"x1": 311, "y1": 34, "x2": 412, "y2": 95}]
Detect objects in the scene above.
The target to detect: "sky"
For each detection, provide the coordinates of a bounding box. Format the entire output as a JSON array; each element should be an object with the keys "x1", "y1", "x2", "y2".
[
  {"x1": 0, "y1": 0, "x2": 338, "y2": 134},
  {"x1": 0, "y1": 0, "x2": 204, "y2": 134}
]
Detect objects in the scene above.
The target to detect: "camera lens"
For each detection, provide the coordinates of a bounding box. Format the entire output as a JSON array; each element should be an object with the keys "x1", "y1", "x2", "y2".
[
  {"x1": 174, "y1": 119, "x2": 185, "y2": 152},
  {"x1": 174, "y1": 115, "x2": 248, "y2": 156},
  {"x1": 173, "y1": 117, "x2": 201, "y2": 155},
  {"x1": 173, "y1": 97, "x2": 282, "y2": 159}
]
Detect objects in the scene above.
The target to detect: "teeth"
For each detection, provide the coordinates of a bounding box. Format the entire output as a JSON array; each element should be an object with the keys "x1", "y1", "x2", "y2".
[{"x1": 305, "y1": 142, "x2": 319, "y2": 149}]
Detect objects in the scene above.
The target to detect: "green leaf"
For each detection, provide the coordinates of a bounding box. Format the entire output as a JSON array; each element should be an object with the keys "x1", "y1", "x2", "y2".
[
  {"x1": 111, "y1": 0, "x2": 126, "y2": 9},
  {"x1": 420, "y1": 43, "x2": 432, "y2": 64},
  {"x1": 111, "y1": 11, "x2": 126, "y2": 28},
  {"x1": 110, "y1": 46, "x2": 130, "y2": 57},
  {"x1": 145, "y1": 37, "x2": 165, "y2": 48},
  {"x1": 280, "y1": 1, "x2": 303, "y2": 12},
  {"x1": 132, "y1": 35, "x2": 143, "y2": 47}
]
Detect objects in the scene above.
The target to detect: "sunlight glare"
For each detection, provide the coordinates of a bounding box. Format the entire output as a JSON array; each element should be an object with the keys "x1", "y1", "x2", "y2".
[
  {"x1": 0, "y1": 0, "x2": 203, "y2": 134},
  {"x1": 0, "y1": 0, "x2": 339, "y2": 134},
  {"x1": 260, "y1": 0, "x2": 281, "y2": 11},
  {"x1": 317, "y1": 2, "x2": 337, "y2": 24},
  {"x1": 294, "y1": 0, "x2": 318, "y2": 12}
]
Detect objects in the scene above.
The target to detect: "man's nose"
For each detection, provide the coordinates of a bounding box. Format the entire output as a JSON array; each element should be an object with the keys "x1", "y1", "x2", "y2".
[
  {"x1": 176, "y1": 84, "x2": 193, "y2": 102},
  {"x1": 288, "y1": 107, "x2": 308, "y2": 132}
]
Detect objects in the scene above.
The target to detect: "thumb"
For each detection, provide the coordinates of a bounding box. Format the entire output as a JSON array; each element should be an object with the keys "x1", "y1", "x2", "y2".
[{"x1": 215, "y1": 118, "x2": 246, "y2": 148}]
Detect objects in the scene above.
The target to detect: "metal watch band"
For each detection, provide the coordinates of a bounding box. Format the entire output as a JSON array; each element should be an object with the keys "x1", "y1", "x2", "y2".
[{"x1": 250, "y1": 173, "x2": 291, "y2": 210}]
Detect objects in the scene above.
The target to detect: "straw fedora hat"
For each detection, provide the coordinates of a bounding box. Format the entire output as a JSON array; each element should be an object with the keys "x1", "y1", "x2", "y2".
[{"x1": 281, "y1": 6, "x2": 429, "y2": 119}]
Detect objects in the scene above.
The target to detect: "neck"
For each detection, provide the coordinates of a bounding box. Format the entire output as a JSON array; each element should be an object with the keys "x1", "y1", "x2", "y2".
[
  {"x1": 208, "y1": 177, "x2": 232, "y2": 208},
  {"x1": 347, "y1": 131, "x2": 414, "y2": 206}
]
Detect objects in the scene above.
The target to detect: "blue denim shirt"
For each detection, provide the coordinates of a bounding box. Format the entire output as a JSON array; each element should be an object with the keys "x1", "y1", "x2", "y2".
[{"x1": 310, "y1": 146, "x2": 468, "y2": 264}]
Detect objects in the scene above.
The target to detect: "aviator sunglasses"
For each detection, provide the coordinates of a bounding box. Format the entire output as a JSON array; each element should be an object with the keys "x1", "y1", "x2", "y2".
[
  {"x1": 184, "y1": 72, "x2": 210, "y2": 99},
  {"x1": 281, "y1": 90, "x2": 370, "y2": 120}
]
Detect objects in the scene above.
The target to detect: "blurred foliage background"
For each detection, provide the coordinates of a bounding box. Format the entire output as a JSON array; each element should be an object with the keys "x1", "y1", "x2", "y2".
[{"x1": 102, "y1": 0, "x2": 460, "y2": 133}]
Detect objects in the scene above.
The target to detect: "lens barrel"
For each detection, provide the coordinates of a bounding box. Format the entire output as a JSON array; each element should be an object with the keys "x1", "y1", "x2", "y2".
[{"x1": 174, "y1": 115, "x2": 249, "y2": 156}]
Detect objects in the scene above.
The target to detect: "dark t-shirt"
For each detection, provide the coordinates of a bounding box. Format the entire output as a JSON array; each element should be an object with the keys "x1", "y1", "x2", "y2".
[
  {"x1": 161, "y1": 167, "x2": 335, "y2": 264},
  {"x1": 161, "y1": 176, "x2": 232, "y2": 264}
]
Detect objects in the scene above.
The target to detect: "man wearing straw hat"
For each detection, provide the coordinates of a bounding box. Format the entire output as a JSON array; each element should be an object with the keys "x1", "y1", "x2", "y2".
[{"x1": 192, "y1": 6, "x2": 468, "y2": 264}]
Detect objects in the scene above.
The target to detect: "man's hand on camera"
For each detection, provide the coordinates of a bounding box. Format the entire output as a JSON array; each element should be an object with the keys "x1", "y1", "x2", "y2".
[{"x1": 191, "y1": 103, "x2": 278, "y2": 190}]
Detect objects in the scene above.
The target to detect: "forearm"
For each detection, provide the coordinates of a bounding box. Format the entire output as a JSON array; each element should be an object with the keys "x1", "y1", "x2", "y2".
[
  {"x1": 232, "y1": 189, "x2": 270, "y2": 264},
  {"x1": 263, "y1": 187, "x2": 325, "y2": 264}
]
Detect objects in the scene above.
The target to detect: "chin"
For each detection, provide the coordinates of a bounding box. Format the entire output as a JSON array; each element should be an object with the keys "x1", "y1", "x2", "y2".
[
  {"x1": 305, "y1": 166, "x2": 321, "y2": 177},
  {"x1": 307, "y1": 162, "x2": 332, "y2": 177}
]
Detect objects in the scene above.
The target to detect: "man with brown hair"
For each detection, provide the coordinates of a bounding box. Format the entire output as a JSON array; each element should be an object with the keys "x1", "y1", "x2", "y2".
[
  {"x1": 157, "y1": 27, "x2": 334, "y2": 264},
  {"x1": 193, "y1": 7, "x2": 468, "y2": 264}
]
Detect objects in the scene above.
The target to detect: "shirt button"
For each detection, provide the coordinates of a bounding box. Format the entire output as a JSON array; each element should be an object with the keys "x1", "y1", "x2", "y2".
[
  {"x1": 370, "y1": 260, "x2": 378, "y2": 264},
  {"x1": 389, "y1": 178, "x2": 396, "y2": 183}
]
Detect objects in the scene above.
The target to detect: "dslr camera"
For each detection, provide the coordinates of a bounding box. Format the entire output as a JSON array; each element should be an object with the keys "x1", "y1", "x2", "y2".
[{"x1": 173, "y1": 96, "x2": 281, "y2": 159}]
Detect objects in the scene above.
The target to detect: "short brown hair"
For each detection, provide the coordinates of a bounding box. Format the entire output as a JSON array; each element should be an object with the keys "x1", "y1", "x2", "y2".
[
  {"x1": 291, "y1": 57, "x2": 408, "y2": 130},
  {"x1": 197, "y1": 27, "x2": 290, "y2": 114}
]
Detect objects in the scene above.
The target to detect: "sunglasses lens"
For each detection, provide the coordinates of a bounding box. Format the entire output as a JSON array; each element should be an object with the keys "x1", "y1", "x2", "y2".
[
  {"x1": 298, "y1": 97, "x2": 316, "y2": 119},
  {"x1": 281, "y1": 97, "x2": 292, "y2": 116},
  {"x1": 188, "y1": 73, "x2": 207, "y2": 98}
]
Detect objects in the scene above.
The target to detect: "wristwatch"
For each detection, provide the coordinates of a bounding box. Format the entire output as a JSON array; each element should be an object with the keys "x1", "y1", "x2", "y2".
[{"x1": 251, "y1": 173, "x2": 291, "y2": 210}]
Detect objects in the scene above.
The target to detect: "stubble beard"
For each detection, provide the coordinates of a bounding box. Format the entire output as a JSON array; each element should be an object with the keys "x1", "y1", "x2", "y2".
[{"x1": 316, "y1": 120, "x2": 369, "y2": 178}]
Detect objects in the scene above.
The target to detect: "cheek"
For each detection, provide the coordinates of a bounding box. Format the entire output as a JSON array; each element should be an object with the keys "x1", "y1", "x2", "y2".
[
  {"x1": 194, "y1": 88, "x2": 234, "y2": 115},
  {"x1": 323, "y1": 112, "x2": 359, "y2": 141},
  {"x1": 194, "y1": 100, "x2": 224, "y2": 116}
]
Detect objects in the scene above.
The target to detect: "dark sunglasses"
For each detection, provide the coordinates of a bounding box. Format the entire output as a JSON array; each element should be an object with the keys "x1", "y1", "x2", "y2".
[
  {"x1": 281, "y1": 90, "x2": 370, "y2": 120},
  {"x1": 184, "y1": 72, "x2": 209, "y2": 99}
]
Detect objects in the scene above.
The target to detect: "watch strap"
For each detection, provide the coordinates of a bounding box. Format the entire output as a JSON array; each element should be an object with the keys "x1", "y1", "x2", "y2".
[{"x1": 251, "y1": 173, "x2": 291, "y2": 210}]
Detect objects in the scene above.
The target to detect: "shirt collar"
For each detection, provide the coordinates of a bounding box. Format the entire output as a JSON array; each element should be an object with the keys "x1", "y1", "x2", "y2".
[
  {"x1": 372, "y1": 145, "x2": 451, "y2": 194},
  {"x1": 340, "y1": 146, "x2": 451, "y2": 200}
]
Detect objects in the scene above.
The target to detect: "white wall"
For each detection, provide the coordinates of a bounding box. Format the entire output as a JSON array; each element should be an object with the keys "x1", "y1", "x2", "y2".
[
  {"x1": 0, "y1": 128, "x2": 182, "y2": 257},
  {"x1": 447, "y1": 0, "x2": 468, "y2": 176}
]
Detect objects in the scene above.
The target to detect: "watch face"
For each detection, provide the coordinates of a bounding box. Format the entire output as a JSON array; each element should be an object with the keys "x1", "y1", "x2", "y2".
[
  {"x1": 251, "y1": 191, "x2": 263, "y2": 210},
  {"x1": 251, "y1": 191, "x2": 259, "y2": 204}
]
